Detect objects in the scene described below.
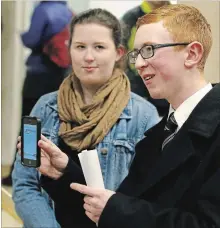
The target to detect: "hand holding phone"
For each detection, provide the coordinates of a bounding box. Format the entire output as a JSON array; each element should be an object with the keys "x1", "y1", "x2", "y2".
[
  {"x1": 20, "y1": 117, "x2": 68, "y2": 178},
  {"x1": 21, "y1": 116, "x2": 41, "y2": 168},
  {"x1": 37, "y1": 135, "x2": 69, "y2": 180},
  {"x1": 18, "y1": 133, "x2": 69, "y2": 179}
]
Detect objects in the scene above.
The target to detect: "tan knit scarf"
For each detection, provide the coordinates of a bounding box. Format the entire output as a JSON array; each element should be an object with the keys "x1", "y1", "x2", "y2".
[{"x1": 57, "y1": 68, "x2": 130, "y2": 152}]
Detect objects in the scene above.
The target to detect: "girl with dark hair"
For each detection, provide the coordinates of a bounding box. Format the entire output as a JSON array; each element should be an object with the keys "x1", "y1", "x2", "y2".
[{"x1": 13, "y1": 8, "x2": 159, "y2": 228}]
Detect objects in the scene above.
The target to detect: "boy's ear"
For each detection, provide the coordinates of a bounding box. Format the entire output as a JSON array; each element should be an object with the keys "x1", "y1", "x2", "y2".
[{"x1": 184, "y1": 41, "x2": 203, "y2": 68}]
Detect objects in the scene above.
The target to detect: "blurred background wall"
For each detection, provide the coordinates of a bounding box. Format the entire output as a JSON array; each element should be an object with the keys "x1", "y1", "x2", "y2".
[
  {"x1": 178, "y1": 0, "x2": 220, "y2": 83},
  {"x1": 1, "y1": 0, "x2": 220, "y2": 165}
]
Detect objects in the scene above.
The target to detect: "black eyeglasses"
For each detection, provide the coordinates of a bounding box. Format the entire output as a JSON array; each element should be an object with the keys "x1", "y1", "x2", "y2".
[{"x1": 127, "y1": 43, "x2": 190, "y2": 64}]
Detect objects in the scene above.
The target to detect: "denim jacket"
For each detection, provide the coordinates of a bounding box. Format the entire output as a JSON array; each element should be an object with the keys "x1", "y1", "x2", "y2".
[{"x1": 12, "y1": 91, "x2": 159, "y2": 228}]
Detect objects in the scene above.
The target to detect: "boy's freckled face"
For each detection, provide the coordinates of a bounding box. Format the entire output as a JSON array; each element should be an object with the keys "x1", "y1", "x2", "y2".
[{"x1": 134, "y1": 21, "x2": 186, "y2": 100}]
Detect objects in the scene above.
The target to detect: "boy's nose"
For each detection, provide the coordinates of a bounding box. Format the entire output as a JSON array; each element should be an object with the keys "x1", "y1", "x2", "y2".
[{"x1": 135, "y1": 54, "x2": 149, "y2": 70}]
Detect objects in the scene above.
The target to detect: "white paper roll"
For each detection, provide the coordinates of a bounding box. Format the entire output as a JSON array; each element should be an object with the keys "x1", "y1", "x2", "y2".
[{"x1": 78, "y1": 149, "x2": 105, "y2": 189}]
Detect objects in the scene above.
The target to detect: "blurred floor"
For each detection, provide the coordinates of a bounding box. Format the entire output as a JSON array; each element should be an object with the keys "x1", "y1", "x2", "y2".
[
  {"x1": 1, "y1": 165, "x2": 23, "y2": 228},
  {"x1": 2, "y1": 210, "x2": 22, "y2": 228}
]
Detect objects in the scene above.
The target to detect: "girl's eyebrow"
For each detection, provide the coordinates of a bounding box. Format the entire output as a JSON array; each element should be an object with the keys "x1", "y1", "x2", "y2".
[
  {"x1": 73, "y1": 41, "x2": 85, "y2": 44},
  {"x1": 73, "y1": 41, "x2": 107, "y2": 45},
  {"x1": 93, "y1": 42, "x2": 107, "y2": 45}
]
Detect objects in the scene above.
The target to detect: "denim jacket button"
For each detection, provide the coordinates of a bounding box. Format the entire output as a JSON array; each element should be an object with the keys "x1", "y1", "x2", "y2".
[{"x1": 100, "y1": 148, "x2": 108, "y2": 155}]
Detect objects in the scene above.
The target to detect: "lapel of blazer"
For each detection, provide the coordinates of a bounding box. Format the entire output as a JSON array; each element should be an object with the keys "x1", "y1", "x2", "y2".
[
  {"x1": 132, "y1": 122, "x2": 196, "y2": 197},
  {"x1": 131, "y1": 83, "x2": 220, "y2": 197}
]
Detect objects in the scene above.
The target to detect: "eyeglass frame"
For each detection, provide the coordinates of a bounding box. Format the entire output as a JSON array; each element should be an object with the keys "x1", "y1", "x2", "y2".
[{"x1": 127, "y1": 42, "x2": 190, "y2": 64}]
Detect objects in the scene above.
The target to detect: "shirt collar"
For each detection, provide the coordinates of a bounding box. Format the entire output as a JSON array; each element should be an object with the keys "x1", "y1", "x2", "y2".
[{"x1": 169, "y1": 83, "x2": 212, "y2": 130}]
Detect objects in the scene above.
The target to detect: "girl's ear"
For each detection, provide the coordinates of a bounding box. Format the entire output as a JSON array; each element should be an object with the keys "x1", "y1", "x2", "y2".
[{"x1": 116, "y1": 45, "x2": 126, "y2": 61}]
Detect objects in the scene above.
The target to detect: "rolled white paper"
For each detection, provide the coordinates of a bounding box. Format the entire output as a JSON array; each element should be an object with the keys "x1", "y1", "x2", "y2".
[{"x1": 78, "y1": 149, "x2": 105, "y2": 189}]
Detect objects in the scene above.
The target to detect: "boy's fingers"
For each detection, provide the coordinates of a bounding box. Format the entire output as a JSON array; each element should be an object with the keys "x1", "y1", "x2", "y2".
[
  {"x1": 41, "y1": 134, "x2": 52, "y2": 143},
  {"x1": 38, "y1": 140, "x2": 59, "y2": 157},
  {"x1": 70, "y1": 183, "x2": 98, "y2": 197},
  {"x1": 40, "y1": 135, "x2": 56, "y2": 147}
]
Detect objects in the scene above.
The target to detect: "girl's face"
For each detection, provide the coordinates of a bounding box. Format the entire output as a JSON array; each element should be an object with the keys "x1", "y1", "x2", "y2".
[{"x1": 70, "y1": 23, "x2": 122, "y2": 89}]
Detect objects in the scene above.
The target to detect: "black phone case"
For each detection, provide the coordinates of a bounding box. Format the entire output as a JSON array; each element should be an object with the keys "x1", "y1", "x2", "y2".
[{"x1": 21, "y1": 116, "x2": 41, "y2": 168}]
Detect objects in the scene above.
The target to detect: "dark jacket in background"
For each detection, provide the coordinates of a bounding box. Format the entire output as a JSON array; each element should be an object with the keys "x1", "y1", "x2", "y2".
[
  {"x1": 121, "y1": 1, "x2": 151, "y2": 98},
  {"x1": 121, "y1": 1, "x2": 170, "y2": 116}
]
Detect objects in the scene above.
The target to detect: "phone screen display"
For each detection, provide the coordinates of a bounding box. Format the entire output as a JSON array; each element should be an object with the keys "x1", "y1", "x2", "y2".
[{"x1": 23, "y1": 124, "x2": 37, "y2": 161}]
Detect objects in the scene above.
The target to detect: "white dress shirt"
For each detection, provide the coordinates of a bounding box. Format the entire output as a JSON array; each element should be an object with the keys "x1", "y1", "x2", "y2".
[{"x1": 168, "y1": 83, "x2": 212, "y2": 132}]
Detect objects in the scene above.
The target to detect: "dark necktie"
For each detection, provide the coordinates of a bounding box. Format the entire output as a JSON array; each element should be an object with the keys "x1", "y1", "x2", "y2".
[{"x1": 162, "y1": 112, "x2": 178, "y2": 150}]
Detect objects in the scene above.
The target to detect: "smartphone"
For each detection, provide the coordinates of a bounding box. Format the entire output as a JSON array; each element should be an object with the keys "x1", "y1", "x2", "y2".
[{"x1": 21, "y1": 116, "x2": 41, "y2": 168}]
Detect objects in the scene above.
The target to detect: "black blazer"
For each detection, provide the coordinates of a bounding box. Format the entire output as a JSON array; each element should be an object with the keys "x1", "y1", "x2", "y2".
[
  {"x1": 42, "y1": 84, "x2": 220, "y2": 228},
  {"x1": 99, "y1": 83, "x2": 220, "y2": 228}
]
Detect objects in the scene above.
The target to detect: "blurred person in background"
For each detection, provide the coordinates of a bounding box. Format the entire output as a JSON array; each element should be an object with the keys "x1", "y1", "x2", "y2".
[
  {"x1": 121, "y1": 1, "x2": 170, "y2": 116},
  {"x1": 2, "y1": 0, "x2": 73, "y2": 186},
  {"x1": 13, "y1": 8, "x2": 159, "y2": 228}
]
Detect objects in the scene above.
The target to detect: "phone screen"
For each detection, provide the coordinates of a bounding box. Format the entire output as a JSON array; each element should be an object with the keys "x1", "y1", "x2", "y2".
[{"x1": 23, "y1": 123, "x2": 37, "y2": 161}]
